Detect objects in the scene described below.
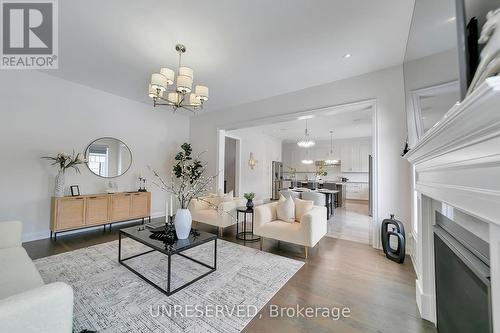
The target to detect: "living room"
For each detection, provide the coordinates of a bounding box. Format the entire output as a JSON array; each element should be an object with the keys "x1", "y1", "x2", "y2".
[{"x1": 1, "y1": 1, "x2": 499, "y2": 333}]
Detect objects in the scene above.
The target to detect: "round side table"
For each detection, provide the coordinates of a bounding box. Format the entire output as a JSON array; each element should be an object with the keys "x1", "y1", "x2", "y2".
[{"x1": 236, "y1": 206, "x2": 260, "y2": 242}]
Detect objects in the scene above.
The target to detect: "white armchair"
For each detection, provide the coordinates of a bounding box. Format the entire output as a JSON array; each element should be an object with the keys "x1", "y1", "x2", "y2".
[
  {"x1": 189, "y1": 196, "x2": 247, "y2": 236},
  {"x1": 254, "y1": 202, "x2": 327, "y2": 258},
  {"x1": 0, "y1": 221, "x2": 74, "y2": 333}
]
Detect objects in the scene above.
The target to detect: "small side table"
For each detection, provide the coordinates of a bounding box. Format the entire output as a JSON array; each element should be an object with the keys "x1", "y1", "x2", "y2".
[{"x1": 236, "y1": 206, "x2": 260, "y2": 242}]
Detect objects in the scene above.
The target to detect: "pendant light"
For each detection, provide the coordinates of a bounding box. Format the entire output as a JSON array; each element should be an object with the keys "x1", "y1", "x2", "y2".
[
  {"x1": 297, "y1": 120, "x2": 316, "y2": 148},
  {"x1": 324, "y1": 130, "x2": 339, "y2": 165}
]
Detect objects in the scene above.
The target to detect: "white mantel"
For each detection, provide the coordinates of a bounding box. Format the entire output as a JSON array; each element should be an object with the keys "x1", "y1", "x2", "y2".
[{"x1": 405, "y1": 77, "x2": 500, "y2": 331}]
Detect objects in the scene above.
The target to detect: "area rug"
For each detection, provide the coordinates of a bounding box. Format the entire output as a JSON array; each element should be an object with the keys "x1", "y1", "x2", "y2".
[{"x1": 34, "y1": 238, "x2": 303, "y2": 333}]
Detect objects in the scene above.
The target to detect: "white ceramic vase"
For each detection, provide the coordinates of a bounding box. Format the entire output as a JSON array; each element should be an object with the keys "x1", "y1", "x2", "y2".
[
  {"x1": 54, "y1": 170, "x2": 65, "y2": 197},
  {"x1": 174, "y1": 208, "x2": 192, "y2": 239}
]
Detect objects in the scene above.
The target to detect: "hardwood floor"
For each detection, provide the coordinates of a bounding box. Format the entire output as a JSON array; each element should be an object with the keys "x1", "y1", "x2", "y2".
[
  {"x1": 328, "y1": 200, "x2": 371, "y2": 244},
  {"x1": 23, "y1": 218, "x2": 436, "y2": 333}
]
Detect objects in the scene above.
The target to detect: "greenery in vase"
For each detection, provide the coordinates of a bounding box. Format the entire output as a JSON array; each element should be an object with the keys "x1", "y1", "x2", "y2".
[
  {"x1": 316, "y1": 162, "x2": 328, "y2": 177},
  {"x1": 42, "y1": 151, "x2": 86, "y2": 174},
  {"x1": 150, "y1": 143, "x2": 218, "y2": 209},
  {"x1": 244, "y1": 192, "x2": 255, "y2": 200}
]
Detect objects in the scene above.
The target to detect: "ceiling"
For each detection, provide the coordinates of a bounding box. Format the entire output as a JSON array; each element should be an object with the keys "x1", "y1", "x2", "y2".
[
  {"x1": 44, "y1": 0, "x2": 414, "y2": 112},
  {"x1": 233, "y1": 104, "x2": 373, "y2": 141}
]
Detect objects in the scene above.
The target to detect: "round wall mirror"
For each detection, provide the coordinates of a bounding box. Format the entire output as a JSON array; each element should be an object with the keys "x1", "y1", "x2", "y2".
[{"x1": 85, "y1": 137, "x2": 132, "y2": 178}]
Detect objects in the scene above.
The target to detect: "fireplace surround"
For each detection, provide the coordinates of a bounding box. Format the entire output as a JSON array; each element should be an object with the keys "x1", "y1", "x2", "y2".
[
  {"x1": 434, "y1": 212, "x2": 491, "y2": 332},
  {"x1": 405, "y1": 77, "x2": 500, "y2": 331}
]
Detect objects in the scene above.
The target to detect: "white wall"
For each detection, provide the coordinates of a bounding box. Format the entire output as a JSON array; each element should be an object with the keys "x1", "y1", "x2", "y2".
[
  {"x1": 226, "y1": 128, "x2": 281, "y2": 200},
  {"x1": 190, "y1": 65, "x2": 411, "y2": 245},
  {"x1": 0, "y1": 71, "x2": 189, "y2": 241}
]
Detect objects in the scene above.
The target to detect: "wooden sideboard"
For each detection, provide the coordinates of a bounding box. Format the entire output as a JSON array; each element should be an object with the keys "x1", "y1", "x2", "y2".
[{"x1": 50, "y1": 192, "x2": 151, "y2": 239}]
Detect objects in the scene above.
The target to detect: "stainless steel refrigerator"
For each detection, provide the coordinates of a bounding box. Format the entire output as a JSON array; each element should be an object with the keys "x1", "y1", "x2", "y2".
[{"x1": 271, "y1": 161, "x2": 283, "y2": 200}]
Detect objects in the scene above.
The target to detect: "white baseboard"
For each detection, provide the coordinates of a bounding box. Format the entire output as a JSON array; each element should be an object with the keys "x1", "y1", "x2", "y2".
[
  {"x1": 415, "y1": 279, "x2": 436, "y2": 324},
  {"x1": 22, "y1": 231, "x2": 51, "y2": 242},
  {"x1": 21, "y1": 211, "x2": 165, "y2": 243}
]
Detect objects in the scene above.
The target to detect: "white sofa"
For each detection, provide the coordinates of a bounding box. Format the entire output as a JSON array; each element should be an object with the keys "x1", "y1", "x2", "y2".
[
  {"x1": 189, "y1": 196, "x2": 247, "y2": 236},
  {"x1": 254, "y1": 202, "x2": 327, "y2": 258},
  {"x1": 0, "y1": 221, "x2": 74, "y2": 333}
]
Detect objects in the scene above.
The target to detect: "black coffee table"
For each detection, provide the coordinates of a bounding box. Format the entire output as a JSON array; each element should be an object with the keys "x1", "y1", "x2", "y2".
[{"x1": 118, "y1": 225, "x2": 217, "y2": 296}]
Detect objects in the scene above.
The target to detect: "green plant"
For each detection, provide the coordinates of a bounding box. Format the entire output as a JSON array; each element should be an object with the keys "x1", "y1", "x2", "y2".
[
  {"x1": 316, "y1": 162, "x2": 328, "y2": 177},
  {"x1": 42, "y1": 151, "x2": 86, "y2": 174},
  {"x1": 150, "y1": 143, "x2": 217, "y2": 209},
  {"x1": 244, "y1": 192, "x2": 255, "y2": 200}
]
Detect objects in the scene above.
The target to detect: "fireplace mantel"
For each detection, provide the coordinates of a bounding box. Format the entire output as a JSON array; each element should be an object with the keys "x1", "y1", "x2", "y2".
[
  {"x1": 404, "y1": 77, "x2": 500, "y2": 331},
  {"x1": 405, "y1": 76, "x2": 500, "y2": 226}
]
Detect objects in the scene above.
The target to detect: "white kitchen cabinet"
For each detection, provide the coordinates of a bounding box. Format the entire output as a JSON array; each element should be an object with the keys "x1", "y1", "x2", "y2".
[
  {"x1": 341, "y1": 142, "x2": 371, "y2": 172},
  {"x1": 340, "y1": 144, "x2": 353, "y2": 172},
  {"x1": 359, "y1": 143, "x2": 371, "y2": 172},
  {"x1": 345, "y1": 182, "x2": 369, "y2": 200},
  {"x1": 345, "y1": 183, "x2": 362, "y2": 199}
]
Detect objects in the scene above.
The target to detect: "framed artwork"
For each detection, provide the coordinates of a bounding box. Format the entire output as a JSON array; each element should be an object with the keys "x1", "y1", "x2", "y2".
[{"x1": 70, "y1": 185, "x2": 80, "y2": 196}]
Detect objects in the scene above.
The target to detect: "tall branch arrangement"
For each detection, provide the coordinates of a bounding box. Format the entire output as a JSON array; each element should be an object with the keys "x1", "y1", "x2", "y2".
[
  {"x1": 42, "y1": 151, "x2": 86, "y2": 174},
  {"x1": 150, "y1": 143, "x2": 218, "y2": 209}
]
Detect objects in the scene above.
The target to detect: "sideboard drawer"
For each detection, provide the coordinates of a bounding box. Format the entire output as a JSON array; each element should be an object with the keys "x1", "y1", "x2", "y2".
[
  {"x1": 86, "y1": 196, "x2": 109, "y2": 225},
  {"x1": 131, "y1": 193, "x2": 150, "y2": 218},
  {"x1": 110, "y1": 194, "x2": 131, "y2": 221},
  {"x1": 55, "y1": 197, "x2": 85, "y2": 230}
]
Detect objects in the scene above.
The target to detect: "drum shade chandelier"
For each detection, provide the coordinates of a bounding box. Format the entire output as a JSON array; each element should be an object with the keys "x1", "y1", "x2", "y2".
[{"x1": 148, "y1": 44, "x2": 209, "y2": 112}]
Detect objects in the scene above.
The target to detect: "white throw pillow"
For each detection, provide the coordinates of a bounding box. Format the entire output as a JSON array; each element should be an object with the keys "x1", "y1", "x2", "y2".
[
  {"x1": 277, "y1": 195, "x2": 295, "y2": 223},
  {"x1": 206, "y1": 196, "x2": 223, "y2": 208},
  {"x1": 294, "y1": 198, "x2": 314, "y2": 222}
]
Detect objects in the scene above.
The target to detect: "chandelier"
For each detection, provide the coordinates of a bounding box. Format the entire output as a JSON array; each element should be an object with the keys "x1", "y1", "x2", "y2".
[
  {"x1": 297, "y1": 120, "x2": 315, "y2": 148},
  {"x1": 324, "y1": 131, "x2": 339, "y2": 165},
  {"x1": 148, "y1": 44, "x2": 209, "y2": 112}
]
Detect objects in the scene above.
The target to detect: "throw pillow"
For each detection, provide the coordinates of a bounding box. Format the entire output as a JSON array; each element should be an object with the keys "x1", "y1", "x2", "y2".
[
  {"x1": 206, "y1": 195, "x2": 223, "y2": 208},
  {"x1": 294, "y1": 198, "x2": 314, "y2": 222},
  {"x1": 277, "y1": 195, "x2": 295, "y2": 223}
]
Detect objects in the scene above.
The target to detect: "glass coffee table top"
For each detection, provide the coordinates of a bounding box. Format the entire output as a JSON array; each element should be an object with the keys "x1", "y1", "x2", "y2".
[{"x1": 119, "y1": 224, "x2": 216, "y2": 255}]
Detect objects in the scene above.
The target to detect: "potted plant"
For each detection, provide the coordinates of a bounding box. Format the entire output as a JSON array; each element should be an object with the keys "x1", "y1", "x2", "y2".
[
  {"x1": 42, "y1": 151, "x2": 86, "y2": 197},
  {"x1": 150, "y1": 143, "x2": 217, "y2": 239},
  {"x1": 244, "y1": 192, "x2": 255, "y2": 209},
  {"x1": 315, "y1": 162, "x2": 328, "y2": 186}
]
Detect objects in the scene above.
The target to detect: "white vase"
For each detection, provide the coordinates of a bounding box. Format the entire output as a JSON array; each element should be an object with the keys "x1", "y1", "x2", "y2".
[
  {"x1": 174, "y1": 208, "x2": 192, "y2": 239},
  {"x1": 54, "y1": 171, "x2": 65, "y2": 197}
]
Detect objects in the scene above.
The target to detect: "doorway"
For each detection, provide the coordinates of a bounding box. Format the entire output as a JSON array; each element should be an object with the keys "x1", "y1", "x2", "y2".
[
  {"x1": 216, "y1": 99, "x2": 379, "y2": 249},
  {"x1": 223, "y1": 136, "x2": 241, "y2": 196},
  {"x1": 224, "y1": 137, "x2": 237, "y2": 194}
]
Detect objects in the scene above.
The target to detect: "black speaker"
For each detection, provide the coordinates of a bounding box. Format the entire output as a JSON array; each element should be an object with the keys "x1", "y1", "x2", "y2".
[{"x1": 381, "y1": 214, "x2": 405, "y2": 263}]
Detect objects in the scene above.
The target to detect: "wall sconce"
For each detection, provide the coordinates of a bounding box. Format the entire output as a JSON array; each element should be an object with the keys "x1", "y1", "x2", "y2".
[{"x1": 248, "y1": 152, "x2": 258, "y2": 170}]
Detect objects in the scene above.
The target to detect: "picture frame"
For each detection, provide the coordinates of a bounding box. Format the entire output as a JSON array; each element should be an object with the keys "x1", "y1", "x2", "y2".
[{"x1": 70, "y1": 185, "x2": 80, "y2": 197}]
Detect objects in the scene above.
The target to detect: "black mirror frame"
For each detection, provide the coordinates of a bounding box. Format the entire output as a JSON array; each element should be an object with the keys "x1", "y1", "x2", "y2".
[{"x1": 84, "y1": 137, "x2": 132, "y2": 178}]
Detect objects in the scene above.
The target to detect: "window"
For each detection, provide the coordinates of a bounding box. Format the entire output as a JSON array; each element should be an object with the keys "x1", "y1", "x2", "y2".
[{"x1": 87, "y1": 145, "x2": 108, "y2": 177}]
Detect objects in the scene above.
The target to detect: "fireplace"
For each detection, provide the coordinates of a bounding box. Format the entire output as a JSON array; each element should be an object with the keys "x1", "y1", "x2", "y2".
[{"x1": 434, "y1": 212, "x2": 492, "y2": 333}]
